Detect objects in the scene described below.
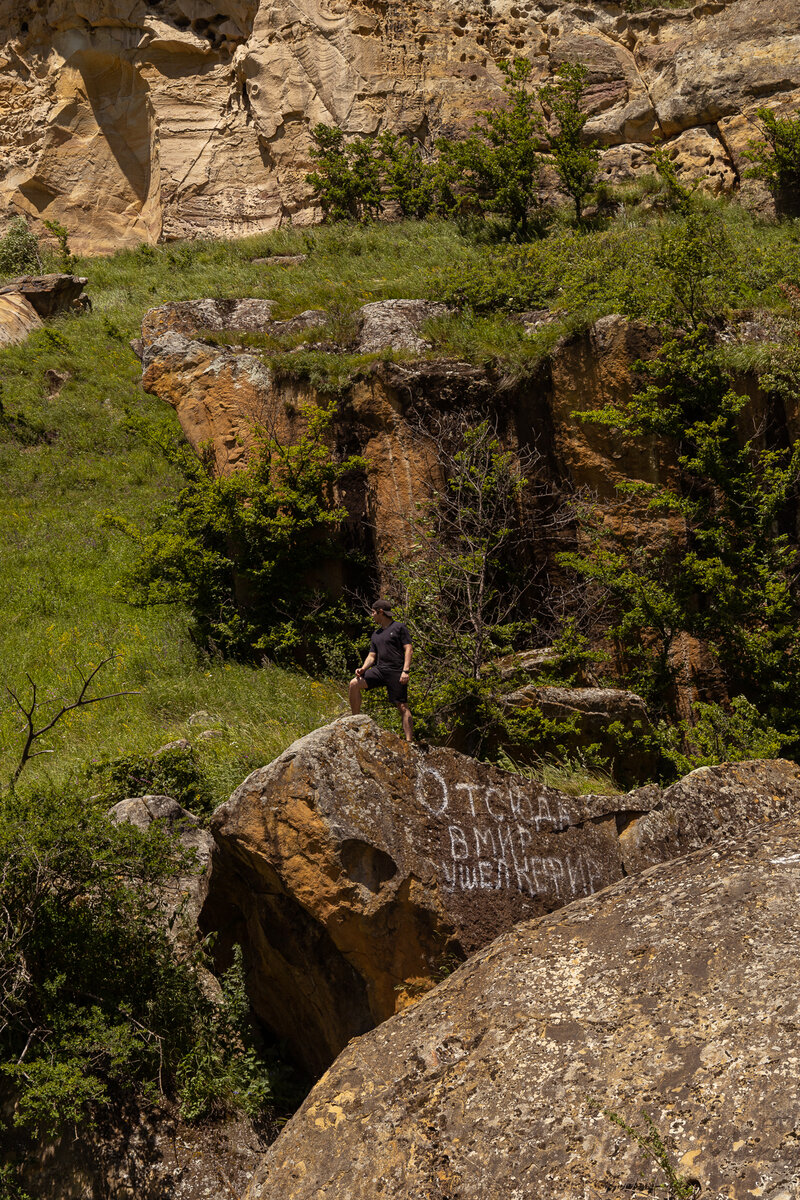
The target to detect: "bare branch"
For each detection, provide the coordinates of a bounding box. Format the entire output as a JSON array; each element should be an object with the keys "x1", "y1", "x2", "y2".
[{"x1": 6, "y1": 655, "x2": 140, "y2": 788}]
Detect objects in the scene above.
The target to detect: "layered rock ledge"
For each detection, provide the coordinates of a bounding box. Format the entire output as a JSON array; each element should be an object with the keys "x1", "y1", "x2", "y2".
[
  {"x1": 1, "y1": 0, "x2": 797, "y2": 248},
  {"x1": 201, "y1": 714, "x2": 800, "y2": 1073},
  {"x1": 246, "y1": 815, "x2": 800, "y2": 1200}
]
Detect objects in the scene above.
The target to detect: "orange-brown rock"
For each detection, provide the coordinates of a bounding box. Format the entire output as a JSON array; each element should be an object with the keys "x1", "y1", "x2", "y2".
[
  {"x1": 1, "y1": 1, "x2": 797, "y2": 249},
  {"x1": 0, "y1": 273, "x2": 88, "y2": 346},
  {"x1": 245, "y1": 814, "x2": 800, "y2": 1200},
  {"x1": 0, "y1": 289, "x2": 41, "y2": 347},
  {"x1": 201, "y1": 714, "x2": 800, "y2": 1074}
]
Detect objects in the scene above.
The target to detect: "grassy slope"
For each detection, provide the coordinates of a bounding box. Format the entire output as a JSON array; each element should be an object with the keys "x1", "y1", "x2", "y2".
[
  {"x1": 0, "y1": 222, "x2": 476, "y2": 797},
  {"x1": 1, "y1": 206, "x2": 797, "y2": 797}
]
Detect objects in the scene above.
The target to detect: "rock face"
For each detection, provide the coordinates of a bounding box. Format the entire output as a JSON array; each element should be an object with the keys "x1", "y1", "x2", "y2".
[
  {"x1": 0, "y1": 274, "x2": 88, "y2": 345},
  {"x1": 0, "y1": 290, "x2": 42, "y2": 347},
  {"x1": 504, "y1": 684, "x2": 657, "y2": 783},
  {"x1": 246, "y1": 815, "x2": 800, "y2": 1200},
  {"x1": 201, "y1": 714, "x2": 800, "y2": 1074},
  {"x1": 1, "y1": 0, "x2": 797, "y2": 249}
]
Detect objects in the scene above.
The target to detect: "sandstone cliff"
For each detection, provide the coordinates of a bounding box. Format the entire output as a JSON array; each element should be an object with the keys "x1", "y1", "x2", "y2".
[
  {"x1": 1, "y1": 0, "x2": 797, "y2": 250},
  {"x1": 246, "y1": 814, "x2": 800, "y2": 1200},
  {"x1": 201, "y1": 715, "x2": 800, "y2": 1074}
]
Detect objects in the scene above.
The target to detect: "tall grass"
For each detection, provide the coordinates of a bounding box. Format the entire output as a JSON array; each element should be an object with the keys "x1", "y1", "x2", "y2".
[{"x1": 2, "y1": 207, "x2": 797, "y2": 798}]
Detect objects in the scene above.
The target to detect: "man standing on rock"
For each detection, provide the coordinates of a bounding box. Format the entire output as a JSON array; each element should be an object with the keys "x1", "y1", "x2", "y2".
[{"x1": 349, "y1": 600, "x2": 414, "y2": 742}]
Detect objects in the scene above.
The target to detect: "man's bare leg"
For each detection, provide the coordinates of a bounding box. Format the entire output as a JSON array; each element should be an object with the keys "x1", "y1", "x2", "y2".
[
  {"x1": 397, "y1": 702, "x2": 414, "y2": 743},
  {"x1": 349, "y1": 677, "x2": 367, "y2": 714}
]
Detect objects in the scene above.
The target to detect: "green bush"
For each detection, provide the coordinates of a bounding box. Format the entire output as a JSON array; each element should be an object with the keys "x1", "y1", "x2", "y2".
[
  {"x1": 306, "y1": 125, "x2": 382, "y2": 222},
  {"x1": 441, "y1": 58, "x2": 545, "y2": 238},
  {"x1": 109, "y1": 402, "x2": 368, "y2": 663},
  {"x1": 0, "y1": 218, "x2": 41, "y2": 278},
  {"x1": 560, "y1": 326, "x2": 800, "y2": 743},
  {"x1": 659, "y1": 696, "x2": 783, "y2": 776},
  {"x1": 86, "y1": 743, "x2": 215, "y2": 815},
  {"x1": 539, "y1": 63, "x2": 600, "y2": 226},
  {"x1": 0, "y1": 784, "x2": 293, "y2": 1187},
  {"x1": 745, "y1": 106, "x2": 800, "y2": 211}
]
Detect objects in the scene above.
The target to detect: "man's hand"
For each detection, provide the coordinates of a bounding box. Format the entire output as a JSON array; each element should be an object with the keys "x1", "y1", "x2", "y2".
[
  {"x1": 355, "y1": 667, "x2": 365, "y2": 678},
  {"x1": 400, "y1": 670, "x2": 409, "y2": 682}
]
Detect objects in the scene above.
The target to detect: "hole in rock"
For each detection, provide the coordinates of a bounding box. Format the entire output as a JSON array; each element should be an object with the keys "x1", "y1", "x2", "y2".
[{"x1": 340, "y1": 839, "x2": 398, "y2": 892}]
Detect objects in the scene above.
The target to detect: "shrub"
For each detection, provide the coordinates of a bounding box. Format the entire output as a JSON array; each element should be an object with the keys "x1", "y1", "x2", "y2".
[
  {"x1": 561, "y1": 326, "x2": 800, "y2": 743},
  {"x1": 306, "y1": 125, "x2": 382, "y2": 222},
  {"x1": 109, "y1": 403, "x2": 368, "y2": 663},
  {"x1": 441, "y1": 58, "x2": 545, "y2": 238},
  {"x1": 86, "y1": 743, "x2": 215, "y2": 815},
  {"x1": 745, "y1": 106, "x2": 800, "y2": 211},
  {"x1": 0, "y1": 218, "x2": 41, "y2": 278},
  {"x1": 0, "y1": 784, "x2": 291, "y2": 1182},
  {"x1": 377, "y1": 132, "x2": 442, "y2": 219},
  {"x1": 659, "y1": 696, "x2": 783, "y2": 776},
  {"x1": 42, "y1": 218, "x2": 77, "y2": 274}
]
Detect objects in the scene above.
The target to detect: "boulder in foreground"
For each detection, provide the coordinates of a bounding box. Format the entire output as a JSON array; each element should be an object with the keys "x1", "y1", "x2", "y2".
[
  {"x1": 246, "y1": 817, "x2": 800, "y2": 1200},
  {"x1": 202, "y1": 715, "x2": 800, "y2": 1073}
]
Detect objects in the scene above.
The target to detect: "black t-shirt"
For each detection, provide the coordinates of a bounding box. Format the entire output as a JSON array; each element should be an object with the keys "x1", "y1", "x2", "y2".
[{"x1": 369, "y1": 621, "x2": 412, "y2": 673}]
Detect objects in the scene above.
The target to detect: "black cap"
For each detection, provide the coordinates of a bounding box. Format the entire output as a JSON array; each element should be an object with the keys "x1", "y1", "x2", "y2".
[{"x1": 372, "y1": 599, "x2": 393, "y2": 613}]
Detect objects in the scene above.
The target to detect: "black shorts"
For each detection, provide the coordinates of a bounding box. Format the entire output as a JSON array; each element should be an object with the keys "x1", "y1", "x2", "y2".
[{"x1": 363, "y1": 666, "x2": 408, "y2": 704}]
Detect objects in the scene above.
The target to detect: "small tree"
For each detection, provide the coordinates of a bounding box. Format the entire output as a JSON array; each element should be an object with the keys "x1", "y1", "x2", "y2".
[
  {"x1": 744, "y1": 105, "x2": 800, "y2": 213},
  {"x1": 562, "y1": 326, "x2": 800, "y2": 739},
  {"x1": 388, "y1": 414, "x2": 544, "y2": 752},
  {"x1": 653, "y1": 211, "x2": 732, "y2": 329},
  {"x1": 110, "y1": 404, "x2": 368, "y2": 662},
  {"x1": 443, "y1": 58, "x2": 545, "y2": 238},
  {"x1": 43, "y1": 218, "x2": 77, "y2": 274},
  {"x1": 306, "y1": 125, "x2": 382, "y2": 222},
  {"x1": 0, "y1": 217, "x2": 42, "y2": 278},
  {"x1": 377, "y1": 132, "x2": 439, "y2": 219},
  {"x1": 539, "y1": 63, "x2": 600, "y2": 226}
]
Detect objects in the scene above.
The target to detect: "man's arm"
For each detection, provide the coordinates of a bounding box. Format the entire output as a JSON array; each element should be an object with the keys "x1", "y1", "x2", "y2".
[
  {"x1": 400, "y1": 640, "x2": 412, "y2": 681},
  {"x1": 355, "y1": 651, "x2": 376, "y2": 678}
]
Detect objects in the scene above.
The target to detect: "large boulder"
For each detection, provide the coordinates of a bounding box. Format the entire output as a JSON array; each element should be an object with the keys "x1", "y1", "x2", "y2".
[
  {"x1": 202, "y1": 714, "x2": 800, "y2": 1074},
  {"x1": 246, "y1": 815, "x2": 800, "y2": 1200}
]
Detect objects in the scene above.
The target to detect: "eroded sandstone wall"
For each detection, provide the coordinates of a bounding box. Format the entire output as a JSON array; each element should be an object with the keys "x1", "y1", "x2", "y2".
[{"x1": 1, "y1": 0, "x2": 798, "y2": 250}]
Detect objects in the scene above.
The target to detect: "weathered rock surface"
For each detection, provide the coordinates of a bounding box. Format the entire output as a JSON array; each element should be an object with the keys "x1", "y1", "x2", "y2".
[
  {"x1": 246, "y1": 815, "x2": 800, "y2": 1200},
  {"x1": 354, "y1": 299, "x2": 448, "y2": 354},
  {"x1": 1, "y1": 273, "x2": 89, "y2": 318},
  {"x1": 1, "y1": 0, "x2": 797, "y2": 249},
  {"x1": 201, "y1": 714, "x2": 800, "y2": 1074},
  {"x1": 0, "y1": 289, "x2": 42, "y2": 347},
  {"x1": 0, "y1": 273, "x2": 88, "y2": 346},
  {"x1": 109, "y1": 793, "x2": 214, "y2": 940}
]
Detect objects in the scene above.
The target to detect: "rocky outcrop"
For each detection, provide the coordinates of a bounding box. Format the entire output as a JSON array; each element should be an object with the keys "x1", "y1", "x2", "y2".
[
  {"x1": 201, "y1": 714, "x2": 800, "y2": 1074},
  {"x1": 109, "y1": 793, "x2": 215, "y2": 941},
  {"x1": 0, "y1": 1, "x2": 797, "y2": 249},
  {"x1": 0, "y1": 290, "x2": 41, "y2": 347},
  {"x1": 246, "y1": 815, "x2": 800, "y2": 1200},
  {"x1": 0, "y1": 273, "x2": 88, "y2": 346}
]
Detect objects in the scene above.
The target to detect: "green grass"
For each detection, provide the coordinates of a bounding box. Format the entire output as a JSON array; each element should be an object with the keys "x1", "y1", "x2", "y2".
[{"x1": 2, "y1": 205, "x2": 798, "y2": 797}]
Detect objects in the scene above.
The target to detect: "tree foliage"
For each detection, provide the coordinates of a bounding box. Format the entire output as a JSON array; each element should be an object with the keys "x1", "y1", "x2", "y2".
[
  {"x1": 442, "y1": 59, "x2": 545, "y2": 237},
  {"x1": 0, "y1": 218, "x2": 41, "y2": 278},
  {"x1": 745, "y1": 106, "x2": 800, "y2": 211},
  {"x1": 388, "y1": 415, "x2": 571, "y2": 755},
  {"x1": 306, "y1": 125, "x2": 383, "y2": 222},
  {"x1": 0, "y1": 785, "x2": 288, "y2": 1182},
  {"x1": 562, "y1": 327, "x2": 800, "y2": 742},
  {"x1": 539, "y1": 63, "x2": 600, "y2": 225},
  {"x1": 110, "y1": 404, "x2": 367, "y2": 662}
]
